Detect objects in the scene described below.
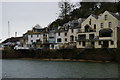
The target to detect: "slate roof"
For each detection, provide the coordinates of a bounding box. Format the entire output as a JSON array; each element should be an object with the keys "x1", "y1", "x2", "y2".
[
  {"x1": 109, "y1": 12, "x2": 120, "y2": 20},
  {"x1": 2, "y1": 37, "x2": 22, "y2": 43},
  {"x1": 33, "y1": 24, "x2": 42, "y2": 29}
]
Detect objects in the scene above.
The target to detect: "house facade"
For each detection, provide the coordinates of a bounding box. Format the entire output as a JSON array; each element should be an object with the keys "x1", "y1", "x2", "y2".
[
  {"x1": 55, "y1": 28, "x2": 68, "y2": 49},
  {"x1": 22, "y1": 24, "x2": 44, "y2": 49},
  {"x1": 76, "y1": 11, "x2": 120, "y2": 48}
]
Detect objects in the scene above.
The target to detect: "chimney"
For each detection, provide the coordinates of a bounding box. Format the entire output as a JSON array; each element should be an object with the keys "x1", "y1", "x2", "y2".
[{"x1": 15, "y1": 32, "x2": 17, "y2": 37}]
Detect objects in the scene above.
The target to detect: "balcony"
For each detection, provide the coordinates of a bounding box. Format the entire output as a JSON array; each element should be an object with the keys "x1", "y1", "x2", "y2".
[
  {"x1": 43, "y1": 41, "x2": 49, "y2": 44},
  {"x1": 77, "y1": 36, "x2": 99, "y2": 41},
  {"x1": 99, "y1": 37, "x2": 112, "y2": 40},
  {"x1": 77, "y1": 29, "x2": 96, "y2": 33},
  {"x1": 99, "y1": 28, "x2": 113, "y2": 37},
  {"x1": 49, "y1": 34, "x2": 54, "y2": 37}
]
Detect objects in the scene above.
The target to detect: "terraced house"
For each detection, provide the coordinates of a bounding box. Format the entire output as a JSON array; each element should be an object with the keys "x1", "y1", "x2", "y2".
[
  {"x1": 22, "y1": 24, "x2": 44, "y2": 49},
  {"x1": 14, "y1": 11, "x2": 120, "y2": 50},
  {"x1": 55, "y1": 18, "x2": 85, "y2": 49},
  {"x1": 76, "y1": 11, "x2": 120, "y2": 48}
]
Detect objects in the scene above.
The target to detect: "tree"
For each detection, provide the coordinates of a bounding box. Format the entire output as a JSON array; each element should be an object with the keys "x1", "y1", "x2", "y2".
[
  {"x1": 58, "y1": 0, "x2": 74, "y2": 19},
  {"x1": 117, "y1": 1, "x2": 120, "y2": 13}
]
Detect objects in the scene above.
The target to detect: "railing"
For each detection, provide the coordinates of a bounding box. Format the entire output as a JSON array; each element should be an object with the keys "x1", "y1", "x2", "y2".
[
  {"x1": 77, "y1": 38, "x2": 86, "y2": 41},
  {"x1": 77, "y1": 29, "x2": 96, "y2": 33},
  {"x1": 76, "y1": 36, "x2": 99, "y2": 41},
  {"x1": 99, "y1": 37, "x2": 112, "y2": 40}
]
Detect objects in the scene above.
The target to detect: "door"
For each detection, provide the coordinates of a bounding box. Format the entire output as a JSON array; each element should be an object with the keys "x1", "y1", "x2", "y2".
[
  {"x1": 91, "y1": 41, "x2": 95, "y2": 48},
  {"x1": 103, "y1": 41, "x2": 109, "y2": 48}
]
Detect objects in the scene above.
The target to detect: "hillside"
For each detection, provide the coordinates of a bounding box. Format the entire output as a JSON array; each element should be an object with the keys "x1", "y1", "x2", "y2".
[{"x1": 49, "y1": 2, "x2": 120, "y2": 28}]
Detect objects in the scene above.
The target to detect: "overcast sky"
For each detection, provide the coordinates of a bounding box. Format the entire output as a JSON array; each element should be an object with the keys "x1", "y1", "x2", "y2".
[{"x1": 1, "y1": 2, "x2": 61, "y2": 42}]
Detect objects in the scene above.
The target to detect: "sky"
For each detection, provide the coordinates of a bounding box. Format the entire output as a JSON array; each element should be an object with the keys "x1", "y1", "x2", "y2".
[{"x1": 1, "y1": 2, "x2": 60, "y2": 42}]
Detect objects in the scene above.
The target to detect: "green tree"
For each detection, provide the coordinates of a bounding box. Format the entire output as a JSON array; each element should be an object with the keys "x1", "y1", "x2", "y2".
[{"x1": 117, "y1": 1, "x2": 120, "y2": 13}]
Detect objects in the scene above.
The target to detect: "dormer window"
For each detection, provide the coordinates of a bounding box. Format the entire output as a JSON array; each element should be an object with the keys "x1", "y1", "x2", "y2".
[{"x1": 105, "y1": 15, "x2": 107, "y2": 20}]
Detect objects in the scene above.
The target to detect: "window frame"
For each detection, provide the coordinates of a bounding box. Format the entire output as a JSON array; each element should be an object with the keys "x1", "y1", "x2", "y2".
[
  {"x1": 58, "y1": 32, "x2": 60, "y2": 36},
  {"x1": 71, "y1": 29, "x2": 74, "y2": 33},
  {"x1": 108, "y1": 22, "x2": 112, "y2": 28},
  {"x1": 100, "y1": 23, "x2": 104, "y2": 28},
  {"x1": 65, "y1": 33, "x2": 67, "y2": 36},
  {"x1": 99, "y1": 41, "x2": 101, "y2": 45},
  {"x1": 105, "y1": 15, "x2": 108, "y2": 20},
  {"x1": 31, "y1": 35, "x2": 33, "y2": 37},
  {"x1": 65, "y1": 38, "x2": 67, "y2": 42},
  {"x1": 111, "y1": 41, "x2": 114, "y2": 45}
]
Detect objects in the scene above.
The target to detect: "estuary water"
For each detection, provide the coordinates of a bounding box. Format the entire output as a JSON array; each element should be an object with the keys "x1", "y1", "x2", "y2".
[{"x1": 2, "y1": 59, "x2": 119, "y2": 78}]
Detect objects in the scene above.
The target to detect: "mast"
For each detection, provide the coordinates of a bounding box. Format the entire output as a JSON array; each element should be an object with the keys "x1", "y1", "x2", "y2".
[
  {"x1": 8, "y1": 21, "x2": 10, "y2": 38},
  {"x1": 8, "y1": 21, "x2": 10, "y2": 43}
]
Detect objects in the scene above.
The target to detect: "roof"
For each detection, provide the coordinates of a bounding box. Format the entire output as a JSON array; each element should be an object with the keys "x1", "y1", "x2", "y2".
[
  {"x1": 33, "y1": 24, "x2": 42, "y2": 29},
  {"x1": 2, "y1": 37, "x2": 22, "y2": 43},
  {"x1": 24, "y1": 30, "x2": 41, "y2": 35},
  {"x1": 109, "y1": 12, "x2": 120, "y2": 20},
  {"x1": 91, "y1": 14, "x2": 98, "y2": 19},
  {"x1": 55, "y1": 29, "x2": 68, "y2": 33}
]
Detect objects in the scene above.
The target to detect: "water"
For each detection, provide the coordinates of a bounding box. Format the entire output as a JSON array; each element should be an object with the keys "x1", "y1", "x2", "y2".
[{"x1": 2, "y1": 59, "x2": 118, "y2": 78}]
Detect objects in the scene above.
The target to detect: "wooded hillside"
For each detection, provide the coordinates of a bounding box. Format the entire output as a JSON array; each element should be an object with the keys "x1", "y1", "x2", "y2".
[{"x1": 49, "y1": 1, "x2": 120, "y2": 28}]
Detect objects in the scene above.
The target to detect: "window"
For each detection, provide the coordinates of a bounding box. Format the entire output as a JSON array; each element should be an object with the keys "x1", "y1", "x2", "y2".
[
  {"x1": 100, "y1": 23, "x2": 104, "y2": 28},
  {"x1": 65, "y1": 38, "x2": 67, "y2": 42},
  {"x1": 99, "y1": 41, "x2": 101, "y2": 45},
  {"x1": 78, "y1": 34, "x2": 86, "y2": 40},
  {"x1": 43, "y1": 34, "x2": 45, "y2": 36},
  {"x1": 58, "y1": 33, "x2": 60, "y2": 36},
  {"x1": 31, "y1": 35, "x2": 33, "y2": 37},
  {"x1": 79, "y1": 42, "x2": 81, "y2": 45},
  {"x1": 70, "y1": 35, "x2": 74, "y2": 42},
  {"x1": 82, "y1": 41, "x2": 86, "y2": 46},
  {"x1": 89, "y1": 34, "x2": 94, "y2": 39},
  {"x1": 89, "y1": 19, "x2": 91, "y2": 25},
  {"x1": 31, "y1": 40, "x2": 33, "y2": 43},
  {"x1": 57, "y1": 38, "x2": 61, "y2": 42},
  {"x1": 71, "y1": 29, "x2": 74, "y2": 33},
  {"x1": 30, "y1": 45, "x2": 31, "y2": 47},
  {"x1": 36, "y1": 39, "x2": 40, "y2": 42},
  {"x1": 99, "y1": 29, "x2": 112, "y2": 37},
  {"x1": 105, "y1": 15, "x2": 108, "y2": 20},
  {"x1": 108, "y1": 22, "x2": 112, "y2": 28},
  {"x1": 111, "y1": 41, "x2": 114, "y2": 45},
  {"x1": 75, "y1": 36, "x2": 77, "y2": 41},
  {"x1": 94, "y1": 24, "x2": 96, "y2": 29},
  {"x1": 65, "y1": 33, "x2": 67, "y2": 36},
  {"x1": 85, "y1": 25, "x2": 90, "y2": 32},
  {"x1": 37, "y1": 34, "x2": 39, "y2": 37}
]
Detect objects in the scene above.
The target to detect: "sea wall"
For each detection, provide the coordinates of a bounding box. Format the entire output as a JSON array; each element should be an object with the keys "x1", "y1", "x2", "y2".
[{"x1": 2, "y1": 48, "x2": 120, "y2": 62}]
